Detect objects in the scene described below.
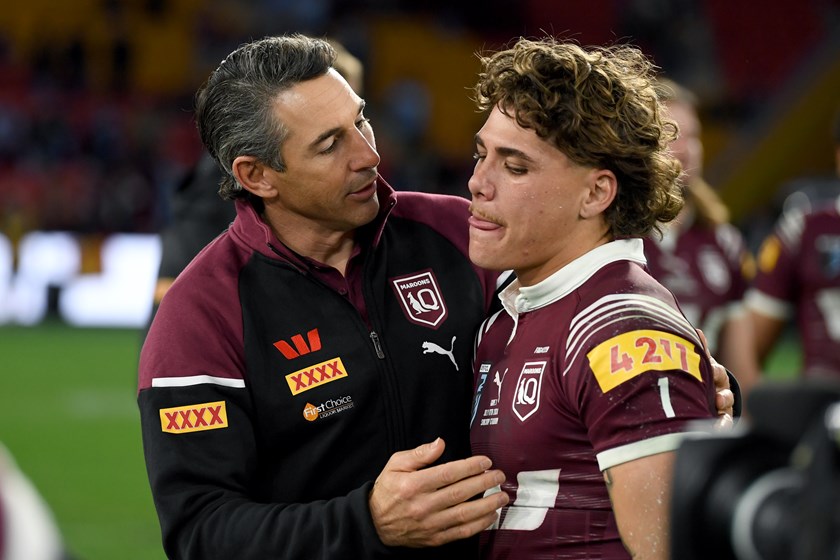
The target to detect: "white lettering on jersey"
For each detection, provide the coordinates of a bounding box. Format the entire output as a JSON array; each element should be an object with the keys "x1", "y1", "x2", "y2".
[{"x1": 484, "y1": 469, "x2": 561, "y2": 531}]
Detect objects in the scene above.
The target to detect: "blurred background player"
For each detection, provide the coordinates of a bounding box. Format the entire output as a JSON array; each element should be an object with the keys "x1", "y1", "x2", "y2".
[
  {"x1": 644, "y1": 78, "x2": 758, "y2": 391},
  {"x1": 744, "y1": 107, "x2": 840, "y2": 385},
  {"x1": 149, "y1": 38, "x2": 364, "y2": 317},
  {"x1": 0, "y1": 442, "x2": 68, "y2": 560}
]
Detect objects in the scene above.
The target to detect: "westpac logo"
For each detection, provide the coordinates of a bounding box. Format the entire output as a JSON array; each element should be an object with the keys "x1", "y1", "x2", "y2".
[
  {"x1": 274, "y1": 328, "x2": 322, "y2": 360},
  {"x1": 285, "y1": 357, "x2": 348, "y2": 395},
  {"x1": 391, "y1": 270, "x2": 448, "y2": 328},
  {"x1": 159, "y1": 401, "x2": 228, "y2": 434}
]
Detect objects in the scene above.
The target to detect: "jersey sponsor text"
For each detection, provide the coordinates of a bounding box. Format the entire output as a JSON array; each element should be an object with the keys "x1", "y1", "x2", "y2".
[
  {"x1": 285, "y1": 357, "x2": 348, "y2": 395},
  {"x1": 160, "y1": 401, "x2": 228, "y2": 434},
  {"x1": 587, "y1": 330, "x2": 702, "y2": 393}
]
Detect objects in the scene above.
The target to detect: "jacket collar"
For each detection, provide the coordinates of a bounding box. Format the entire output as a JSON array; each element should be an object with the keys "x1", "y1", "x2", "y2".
[
  {"x1": 499, "y1": 238, "x2": 647, "y2": 317},
  {"x1": 228, "y1": 175, "x2": 397, "y2": 270}
]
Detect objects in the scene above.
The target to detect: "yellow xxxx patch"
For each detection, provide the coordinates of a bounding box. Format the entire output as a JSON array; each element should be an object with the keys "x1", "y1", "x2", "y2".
[
  {"x1": 285, "y1": 357, "x2": 348, "y2": 395},
  {"x1": 160, "y1": 401, "x2": 228, "y2": 434}
]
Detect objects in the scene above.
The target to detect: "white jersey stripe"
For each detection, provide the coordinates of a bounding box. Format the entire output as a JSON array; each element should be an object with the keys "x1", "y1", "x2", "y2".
[
  {"x1": 567, "y1": 295, "x2": 698, "y2": 352},
  {"x1": 563, "y1": 295, "x2": 700, "y2": 378},
  {"x1": 152, "y1": 375, "x2": 246, "y2": 388},
  {"x1": 568, "y1": 302, "x2": 698, "y2": 356},
  {"x1": 569, "y1": 293, "x2": 695, "y2": 345},
  {"x1": 562, "y1": 312, "x2": 698, "y2": 378}
]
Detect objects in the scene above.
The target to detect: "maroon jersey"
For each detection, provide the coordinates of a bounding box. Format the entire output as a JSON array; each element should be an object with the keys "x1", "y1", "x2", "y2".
[
  {"x1": 746, "y1": 197, "x2": 840, "y2": 378},
  {"x1": 643, "y1": 219, "x2": 752, "y2": 354},
  {"x1": 470, "y1": 239, "x2": 716, "y2": 559}
]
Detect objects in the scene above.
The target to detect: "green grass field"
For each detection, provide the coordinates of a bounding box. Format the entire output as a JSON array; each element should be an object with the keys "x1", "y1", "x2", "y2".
[
  {"x1": 0, "y1": 321, "x2": 164, "y2": 560},
  {"x1": 0, "y1": 321, "x2": 802, "y2": 560}
]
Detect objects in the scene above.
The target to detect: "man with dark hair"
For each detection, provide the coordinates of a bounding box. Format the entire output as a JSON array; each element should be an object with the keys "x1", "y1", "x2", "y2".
[
  {"x1": 149, "y1": 38, "x2": 364, "y2": 317},
  {"x1": 139, "y1": 34, "x2": 507, "y2": 559}
]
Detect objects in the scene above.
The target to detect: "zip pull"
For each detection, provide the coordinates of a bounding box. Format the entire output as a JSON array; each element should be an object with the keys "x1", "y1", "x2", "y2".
[{"x1": 370, "y1": 331, "x2": 385, "y2": 359}]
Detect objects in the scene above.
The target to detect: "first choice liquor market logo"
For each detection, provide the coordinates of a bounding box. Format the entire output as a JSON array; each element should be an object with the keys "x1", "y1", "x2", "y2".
[{"x1": 303, "y1": 395, "x2": 354, "y2": 422}]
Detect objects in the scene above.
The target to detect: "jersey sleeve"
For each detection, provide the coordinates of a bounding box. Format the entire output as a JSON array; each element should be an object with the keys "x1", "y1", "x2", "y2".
[
  {"x1": 745, "y1": 208, "x2": 805, "y2": 319},
  {"x1": 560, "y1": 292, "x2": 717, "y2": 471}
]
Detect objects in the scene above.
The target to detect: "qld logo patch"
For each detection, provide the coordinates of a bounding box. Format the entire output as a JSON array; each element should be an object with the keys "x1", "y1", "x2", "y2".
[
  {"x1": 698, "y1": 249, "x2": 730, "y2": 294},
  {"x1": 391, "y1": 270, "x2": 448, "y2": 329},
  {"x1": 513, "y1": 361, "x2": 546, "y2": 421},
  {"x1": 160, "y1": 401, "x2": 228, "y2": 434}
]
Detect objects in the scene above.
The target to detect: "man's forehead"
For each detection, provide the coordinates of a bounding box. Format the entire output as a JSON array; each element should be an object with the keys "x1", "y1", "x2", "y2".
[{"x1": 273, "y1": 72, "x2": 361, "y2": 141}]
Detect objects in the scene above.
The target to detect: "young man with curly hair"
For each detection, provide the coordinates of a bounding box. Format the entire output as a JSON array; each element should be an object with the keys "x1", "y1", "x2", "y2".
[{"x1": 467, "y1": 38, "x2": 718, "y2": 559}]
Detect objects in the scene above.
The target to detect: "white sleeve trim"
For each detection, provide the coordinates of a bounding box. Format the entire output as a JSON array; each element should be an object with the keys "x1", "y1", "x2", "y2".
[
  {"x1": 596, "y1": 432, "x2": 700, "y2": 471},
  {"x1": 744, "y1": 288, "x2": 794, "y2": 319},
  {"x1": 151, "y1": 375, "x2": 246, "y2": 388},
  {"x1": 725, "y1": 300, "x2": 747, "y2": 319}
]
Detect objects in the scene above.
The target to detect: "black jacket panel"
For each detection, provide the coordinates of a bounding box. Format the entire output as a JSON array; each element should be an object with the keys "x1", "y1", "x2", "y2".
[{"x1": 138, "y1": 184, "x2": 496, "y2": 559}]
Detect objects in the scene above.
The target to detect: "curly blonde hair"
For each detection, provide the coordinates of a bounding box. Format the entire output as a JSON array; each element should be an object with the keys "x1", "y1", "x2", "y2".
[{"x1": 474, "y1": 38, "x2": 683, "y2": 238}]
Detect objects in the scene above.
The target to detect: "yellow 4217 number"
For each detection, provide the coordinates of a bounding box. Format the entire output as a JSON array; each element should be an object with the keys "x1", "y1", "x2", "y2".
[{"x1": 587, "y1": 330, "x2": 702, "y2": 393}]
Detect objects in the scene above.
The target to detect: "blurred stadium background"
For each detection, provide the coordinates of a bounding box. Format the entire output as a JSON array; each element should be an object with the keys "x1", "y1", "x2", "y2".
[{"x1": 0, "y1": 0, "x2": 836, "y2": 558}]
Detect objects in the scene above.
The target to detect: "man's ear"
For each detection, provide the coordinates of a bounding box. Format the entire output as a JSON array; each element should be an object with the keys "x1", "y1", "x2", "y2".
[
  {"x1": 580, "y1": 169, "x2": 617, "y2": 219},
  {"x1": 231, "y1": 156, "x2": 278, "y2": 198}
]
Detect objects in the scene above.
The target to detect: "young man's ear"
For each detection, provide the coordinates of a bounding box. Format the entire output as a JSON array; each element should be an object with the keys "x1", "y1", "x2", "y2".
[
  {"x1": 580, "y1": 169, "x2": 617, "y2": 219},
  {"x1": 231, "y1": 156, "x2": 278, "y2": 198}
]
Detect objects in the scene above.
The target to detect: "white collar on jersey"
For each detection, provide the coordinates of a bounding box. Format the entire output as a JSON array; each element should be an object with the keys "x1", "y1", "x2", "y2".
[{"x1": 498, "y1": 238, "x2": 647, "y2": 317}]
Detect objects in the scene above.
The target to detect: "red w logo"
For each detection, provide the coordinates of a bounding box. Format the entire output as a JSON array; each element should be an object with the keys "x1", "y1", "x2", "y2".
[{"x1": 274, "y1": 329, "x2": 322, "y2": 359}]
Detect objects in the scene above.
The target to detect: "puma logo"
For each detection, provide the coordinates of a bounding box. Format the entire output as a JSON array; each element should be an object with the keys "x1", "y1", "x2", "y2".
[
  {"x1": 492, "y1": 368, "x2": 507, "y2": 405},
  {"x1": 422, "y1": 336, "x2": 457, "y2": 371}
]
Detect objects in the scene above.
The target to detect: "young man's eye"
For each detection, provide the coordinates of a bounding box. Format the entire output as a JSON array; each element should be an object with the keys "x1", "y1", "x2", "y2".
[
  {"x1": 472, "y1": 152, "x2": 486, "y2": 161},
  {"x1": 356, "y1": 117, "x2": 371, "y2": 129},
  {"x1": 506, "y1": 164, "x2": 526, "y2": 175}
]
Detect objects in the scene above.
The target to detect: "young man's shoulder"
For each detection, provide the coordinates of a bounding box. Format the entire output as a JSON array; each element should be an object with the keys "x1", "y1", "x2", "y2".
[{"x1": 572, "y1": 261, "x2": 694, "y2": 337}]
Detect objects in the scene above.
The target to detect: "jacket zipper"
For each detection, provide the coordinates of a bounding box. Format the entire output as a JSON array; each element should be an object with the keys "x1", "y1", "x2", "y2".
[
  {"x1": 267, "y1": 241, "x2": 388, "y2": 362},
  {"x1": 369, "y1": 331, "x2": 385, "y2": 359}
]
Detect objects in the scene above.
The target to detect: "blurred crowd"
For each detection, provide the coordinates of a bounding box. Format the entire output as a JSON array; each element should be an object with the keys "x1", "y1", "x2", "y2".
[{"x1": 0, "y1": 0, "x2": 837, "y2": 248}]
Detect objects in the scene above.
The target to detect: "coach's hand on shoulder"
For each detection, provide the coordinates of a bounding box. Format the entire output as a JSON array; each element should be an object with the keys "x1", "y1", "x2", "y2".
[
  {"x1": 369, "y1": 438, "x2": 508, "y2": 548},
  {"x1": 696, "y1": 329, "x2": 735, "y2": 429}
]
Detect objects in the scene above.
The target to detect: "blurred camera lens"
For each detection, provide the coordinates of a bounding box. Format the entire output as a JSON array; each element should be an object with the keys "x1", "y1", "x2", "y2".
[
  {"x1": 670, "y1": 380, "x2": 840, "y2": 560},
  {"x1": 731, "y1": 468, "x2": 802, "y2": 560}
]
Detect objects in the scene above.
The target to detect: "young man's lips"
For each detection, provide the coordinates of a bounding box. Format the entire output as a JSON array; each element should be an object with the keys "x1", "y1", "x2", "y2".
[{"x1": 468, "y1": 215, "x2": 502, "y2": 231}]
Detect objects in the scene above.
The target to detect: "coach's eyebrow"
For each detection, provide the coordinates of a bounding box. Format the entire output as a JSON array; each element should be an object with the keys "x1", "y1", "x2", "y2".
[{"x1": 310, "y1": 100, "x2": 366, "y2": 151}]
